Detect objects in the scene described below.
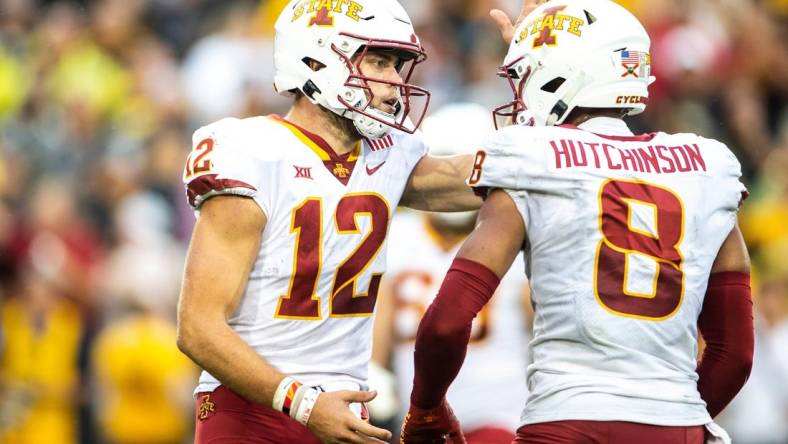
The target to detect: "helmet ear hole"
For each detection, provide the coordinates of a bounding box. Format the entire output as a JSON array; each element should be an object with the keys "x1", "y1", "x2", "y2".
[
  {"x1": 302, "y1": 57, "x2": 326, "y2": 72},
  {"x1": 541, "y1": 77, "x2": 566, "y2": 93}
]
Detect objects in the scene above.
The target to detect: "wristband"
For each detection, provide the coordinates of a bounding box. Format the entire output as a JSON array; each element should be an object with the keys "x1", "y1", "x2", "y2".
[
  {"x1": 272, "y1": 377, "x2": 302, "y2": 415},
  {"x1": 272, "y1": 376, "x2": 321, "y2": 426},
  {"x1": 291, "y1": 386, "x2": 321, "y2": 426}
]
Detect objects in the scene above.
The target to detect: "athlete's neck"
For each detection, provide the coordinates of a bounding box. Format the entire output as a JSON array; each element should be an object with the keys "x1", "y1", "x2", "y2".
[
  {"x1": 285, "y1": 99, "x2": 361, "y2": 156},
  {"x1": 566, "y1": 108, "x2": 627, "y2": 126}
]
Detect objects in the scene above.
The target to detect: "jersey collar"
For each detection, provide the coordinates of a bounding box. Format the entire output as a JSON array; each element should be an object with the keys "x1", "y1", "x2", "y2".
[
  {"x1": 268, "y1": 115, "x2": 361, "y2": 162},
  {"x1": 577, "y1": 117, "x2": 634, "y2": 136},
  {"x1": 565, "y1": 117, "x2": 657, "y2": 142}
]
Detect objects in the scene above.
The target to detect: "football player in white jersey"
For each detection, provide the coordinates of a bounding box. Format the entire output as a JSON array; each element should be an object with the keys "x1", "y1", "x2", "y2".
[
  {"x1": 403, "y1": 1, "x2": 754, "y2": 443},
  {"x1": 372, "y1": 104, "x2": 531, "y2": 443},
  {"x1": 176, "y1": 1, "x2": 543, "y2": 443}
]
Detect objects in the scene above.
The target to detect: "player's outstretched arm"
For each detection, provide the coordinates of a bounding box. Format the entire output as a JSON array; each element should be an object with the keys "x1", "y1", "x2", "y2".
[
  {"x1": 697, "y1": 222, "x2": 754, "y2": 418},
  {"x1": 402, "y1": 190, "x2": 525, "y2": 443},
  {"x1": 178, "y1": 196, "x2": 391, "y2": 443},
  {"x1": 398, "y1": 1, "x2": 546, "y2": 214},
  {"x1": 400, "y1": 154, "x2": 481, "y2": 212}
]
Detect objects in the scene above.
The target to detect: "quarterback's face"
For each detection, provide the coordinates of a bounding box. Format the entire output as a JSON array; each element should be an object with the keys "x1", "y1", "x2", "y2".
[{"x1": 357, "y1": 50, "x2": 404, "y2": 115}]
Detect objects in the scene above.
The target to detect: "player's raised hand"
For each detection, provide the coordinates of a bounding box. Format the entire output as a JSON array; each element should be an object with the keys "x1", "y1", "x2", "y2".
[
  {"x1": 490, "y1": 0, "x2": 546, "y2": 44},
  {"x1": 400, "y1": 399, "x2": 466, "y2": 444},
  {"x1": 307, "y1": 390, "x2": 392, "y2": 444}
]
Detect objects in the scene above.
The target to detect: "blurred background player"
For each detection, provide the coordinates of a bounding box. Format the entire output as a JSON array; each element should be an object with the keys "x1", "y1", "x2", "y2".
[
  {"x1": 0, "y1": 261, "x2": 84, "y2": 444},
  {"x1": 370, "y1": 103, "x2": 531, "y2": 443},
  {"x1": 404, "y1": 0, "x2": 755, "y2": 442},
  {"x1": 91, "y1": 193, "x2": 195, "y2": 444},
  {"x1": 0, "y1": 180, "x2": 98, "y2": 444}
]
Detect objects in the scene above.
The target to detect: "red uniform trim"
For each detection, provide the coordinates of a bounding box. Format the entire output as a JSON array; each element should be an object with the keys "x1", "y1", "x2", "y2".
[
  {"x1": 186, "y1": 174, "x2": 257, "y2": 207},
  {"x1": 269, "y1": 114, "x2": 359, "y2": 185}
]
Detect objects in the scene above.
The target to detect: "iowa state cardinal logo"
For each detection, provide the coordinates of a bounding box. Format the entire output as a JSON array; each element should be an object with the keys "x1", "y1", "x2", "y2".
[
  {"x1": 197, "y1": 394, "x2": 215, "y2": 421},
  {"x1": 517, "y1": 5, "x2": 587, "y2": 48}
]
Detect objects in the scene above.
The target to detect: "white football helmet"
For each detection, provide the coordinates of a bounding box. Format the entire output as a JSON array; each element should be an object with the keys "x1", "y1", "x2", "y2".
[
  {"x1": 494, "y1": 0, "x2": 655, "y2": 128},
  {"x1": 274, "y1": 0, "x2": 430, "y2": 138}
]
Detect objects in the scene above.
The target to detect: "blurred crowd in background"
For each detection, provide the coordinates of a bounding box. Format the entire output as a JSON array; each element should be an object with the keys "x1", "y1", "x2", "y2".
[{"x1": 0, "y1": 0, "x2": 785, "y2": 443}]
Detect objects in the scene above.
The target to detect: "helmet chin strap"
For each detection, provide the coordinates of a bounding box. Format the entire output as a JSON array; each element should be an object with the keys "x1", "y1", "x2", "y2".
[
  {"x1": 349, "y1": 98, "x2": 404, "y2": 139},
  {"x1": 314, "y1": 84, "x2": 405, "y2": 139},
  {"x1": 353, "y1": 111, "x2": 392, "y2": 139},
  {"x1": 306, "y1": 88, "x2": 388, "y2": 139}
]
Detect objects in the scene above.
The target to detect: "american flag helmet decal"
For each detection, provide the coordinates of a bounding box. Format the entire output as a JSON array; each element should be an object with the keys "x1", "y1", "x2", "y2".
[{"x1": 617, "y1": 49, "x2": 651, "y2": 78}]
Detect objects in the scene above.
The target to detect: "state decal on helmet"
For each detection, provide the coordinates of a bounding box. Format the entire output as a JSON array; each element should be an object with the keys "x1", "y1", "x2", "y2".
[
  {"x1": 274, "y1": 0, "x2": 431, "y2": 138},
  {"x1": 494, "y1": 0, "x2": 655, "y2": 128}
]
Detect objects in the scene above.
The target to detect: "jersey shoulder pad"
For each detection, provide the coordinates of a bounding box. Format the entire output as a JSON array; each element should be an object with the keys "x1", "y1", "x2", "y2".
[
  {"x1": 365, "y1": 128, "x2": 428, "y2": 176},
  {"x1": 700, "y1": 136, "x2": 742, "y2": 176},
  {"x1": 183, "y1": 116, "x2": 285, "y2": 209},
  {"x1": 666, "y1": 132, "x2": 743, "y2": 179},
  {"x1": 192, "y1": 116, "x2": 290, "y2": 162},
  {"x1": 470, "y1": 125, "x2": 555, "y2": 192},
  {"x1": 696, "y1": 135, "x2": 748, "y2": 205},
  {"x1": 663, "y1": 131, "x2": 747, "y2": 207}
]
